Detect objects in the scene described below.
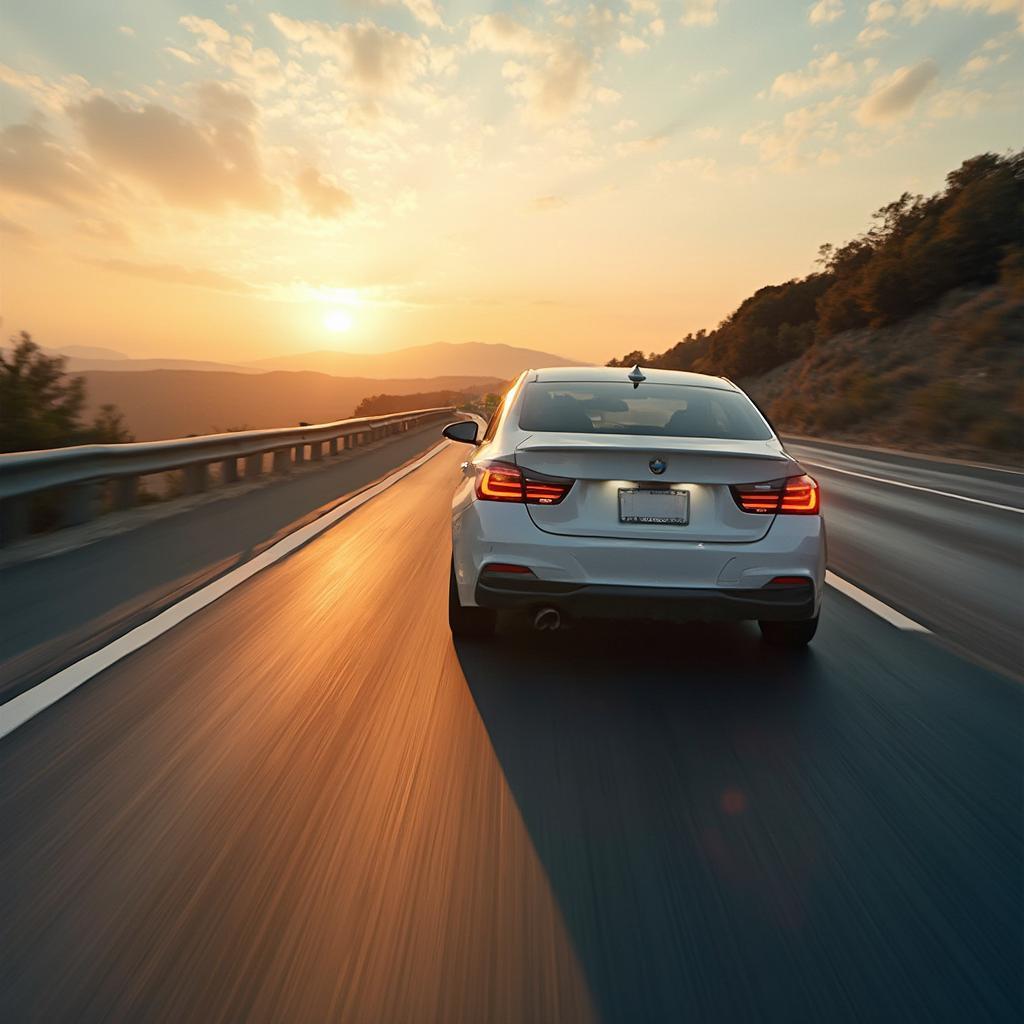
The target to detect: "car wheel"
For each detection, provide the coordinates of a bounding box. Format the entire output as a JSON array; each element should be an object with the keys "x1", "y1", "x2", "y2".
[
  {"x1": 449, "y1": 561, "x2": 497, "y2": 638},
  {"x1": 758, "y1": 615, "x2": 819, "y2": 647}
]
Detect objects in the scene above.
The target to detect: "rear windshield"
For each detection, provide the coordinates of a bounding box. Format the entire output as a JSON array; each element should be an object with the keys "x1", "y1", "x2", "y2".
[{"x1": 518, "y1": 382, "x2": 773, "y2": 440}]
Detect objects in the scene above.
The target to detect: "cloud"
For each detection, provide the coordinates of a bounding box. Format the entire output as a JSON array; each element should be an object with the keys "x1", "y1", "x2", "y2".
[
  {"x1": 296, "y1": 166, "x2": 354, "y2": 217},
  {"x1": 270, "y1": 14, "x2": 427, "y2": 97},
  {"x1": 680, "y1": 0, "x2": 719, "y2": 26},
  {"x1": 503, "y1": 46, "x2": 593, "y2": 123},
  {"x1": 857, "y1": 25, "x2": 891, "y2": 43},
  {"x1": 0, "y1": 63, "x2": 90, "y2": 112},
  {"x1": 469, "y1": 14, "x2": 595, "y2": 123},
  {"x1": 165, "y1": 47, "x2": 198, "y2": 65},
  {"x1": 855, "y1": 58, "x2": 939, "y2": 123},
  {"x1": 530, "y1": 194, "x2": 568, "y2": 211},
  {"x1": 76, "y1": 217, "x2": 132, "y2": 243},
  {"x1": 741, "y1": 97, "x2": 845, "y2": 169},
  {"x1": 960, "y1": 53, "x2": 993, "y2": 75},
  {"x1": 87, "y1": 257, "x2": 255, "y2": 293},
  {"x1": 928, "y1": 86, "x2": 991, "y2": 117},
  {"x1": 385, "y1": 0, "x2": 442, "y2": 28},
  {"x1": 618, "y1": 33, "x2": 649, "y2": 54},
  {"x1": 0, "y1": 120, "x2": 99, "y2": 209},
  {"x1": 614, "y1": 133, "x2": 668, "y2": 156},
  {"x1": 0, "y1": 214, "x2": 33, "y2": 240},
  {"x1": 179, "y1": 16, "x2": 285, "y2": 92},
  {"x1": 71, "y1": 84, "x2": 279, "y2": 212},
  {"x1": 809, "y1": 0, "x2": 845, "y2": 24},
  {"x1": 867, "y1": 0, "x2": 898, "y2": 19},
  {"x1": 118, "y1": 26, "x2": 135, "y2": 37},
  {"x1": 900, "y1": 0, "x2": 1022, "y2": 30},
  {"x1": 771, "y1": 52, "x2": 859, "y2": 97},
  {"x1": 468, "y1": 14, "x2": 551, "y2": 56}
]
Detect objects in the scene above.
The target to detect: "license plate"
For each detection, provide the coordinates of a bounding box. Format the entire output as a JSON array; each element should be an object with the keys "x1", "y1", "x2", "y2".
[{"x1": 618, "y1": 488, "x2": 690, "y2": 525}]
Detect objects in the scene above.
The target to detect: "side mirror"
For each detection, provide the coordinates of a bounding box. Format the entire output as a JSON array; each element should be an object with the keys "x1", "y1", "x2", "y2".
[{"x1": 442, "y1": 420, "x2": 479, "y2": 445}]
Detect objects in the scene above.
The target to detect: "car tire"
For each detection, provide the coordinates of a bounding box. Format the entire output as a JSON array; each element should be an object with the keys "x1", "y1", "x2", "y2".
[
  {"x1": 758, "y1": 615, "x2": 819, "y2": 647},
  {"x1": 449, "y1": 562, "x2": 497, "y2": 638}
]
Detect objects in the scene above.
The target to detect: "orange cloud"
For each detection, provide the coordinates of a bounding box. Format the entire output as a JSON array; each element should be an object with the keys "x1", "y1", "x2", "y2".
[
  {"x1": 71, "y1": 84, "x2": 279, "y2": 212},
  {"x1": 296, "y1": 167, "x2": 354, "y2": 218},
  {"x1": 0, "y1": 120, "x2": 99, "y2": 209}
]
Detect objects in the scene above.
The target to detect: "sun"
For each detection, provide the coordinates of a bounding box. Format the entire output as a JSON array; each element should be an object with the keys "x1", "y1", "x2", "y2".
[{"x1": 323, "y1": 308, "x2": 354, "y2": 333}]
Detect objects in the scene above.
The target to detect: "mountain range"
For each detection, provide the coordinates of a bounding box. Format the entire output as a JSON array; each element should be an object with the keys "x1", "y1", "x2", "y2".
[
  {"x1": 53, "y1": 341, "x2": 573, "y2": 380},
  {"x1": 81, "y1": 370, "x2": 501, "y2": 441}
]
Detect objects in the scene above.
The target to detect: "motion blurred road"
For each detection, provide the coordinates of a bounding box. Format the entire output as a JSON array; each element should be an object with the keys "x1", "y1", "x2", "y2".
[{"x1": 1, "y1": 439, "x2": 1021, "y2": 1022}]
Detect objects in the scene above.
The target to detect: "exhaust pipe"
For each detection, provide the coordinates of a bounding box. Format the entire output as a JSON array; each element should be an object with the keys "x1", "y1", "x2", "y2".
[{"x1": 533, "y1": 607, "x2": 561, "y2": 632}]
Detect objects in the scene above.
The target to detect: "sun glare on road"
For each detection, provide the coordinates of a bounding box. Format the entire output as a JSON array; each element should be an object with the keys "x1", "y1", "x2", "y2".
[{"x1": 324, "y1": 308, "x2": 354, "y2": 333}]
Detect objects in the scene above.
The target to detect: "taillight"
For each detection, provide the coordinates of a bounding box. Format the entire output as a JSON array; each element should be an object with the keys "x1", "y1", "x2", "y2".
[
  {"x1": 731, "y1": 474, "x2": 819, "y2": 515},
  {"x1": 475, "y1": 461, "x2": 573, "y2": 505}
]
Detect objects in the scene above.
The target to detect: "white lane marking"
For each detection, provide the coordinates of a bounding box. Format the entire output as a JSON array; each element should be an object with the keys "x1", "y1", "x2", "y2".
[
  {"x1": 801, "y1": 460, "x2": 1024, "y2": 515},
  {"x1": 825, "y1": 571, "x2": 931, "y2": 633},
  {"x1": 0, "y1": 441, "x2": 451, "y2": 741}
]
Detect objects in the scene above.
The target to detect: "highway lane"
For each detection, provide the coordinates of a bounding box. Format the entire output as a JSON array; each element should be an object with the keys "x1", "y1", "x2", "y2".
[
  {"x1": 0, "y1": 421, "x2": 448, "y2": 704},
  {"x1": 1, "y1": 443, "x2": 1021, "y2": 1022},
  {"x1": 787, "y1": 440, "x2": 1023, "y2": 677}
]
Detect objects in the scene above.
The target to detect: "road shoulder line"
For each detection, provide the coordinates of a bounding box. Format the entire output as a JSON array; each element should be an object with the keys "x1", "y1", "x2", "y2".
[
  {"x1": 802, "y1": 460, "x2": 1024, "y2": 514},
  {"x1": 0, "y1": 441, "x2": 450, "y2": 741},
  {"x1": 825, "y1": 571, "x2": 931, "y2": 633}
]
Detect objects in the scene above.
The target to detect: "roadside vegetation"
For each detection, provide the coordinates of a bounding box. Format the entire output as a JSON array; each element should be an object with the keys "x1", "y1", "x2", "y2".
[
  {"x1": 609, "y1": 150, "x2": 1023, "y2": 461},
  {"x1": 0, "y1": 333, "x2": 133, "y2": 453}
]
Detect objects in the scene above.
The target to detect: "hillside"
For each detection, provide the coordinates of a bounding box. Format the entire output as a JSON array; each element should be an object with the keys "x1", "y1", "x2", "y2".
[
  {"x1": 746, "y1": 278, "x2": 1023, "y2": 461},
  {"x1": 79, "y1": 370, "x2": 498, "y2": 440},
  {"x1": 610, "y1": 151, "x2": 1023, "y2": 461},
  {"x1": 250, "y1": 341, "x2": 572, "y2": 379}
]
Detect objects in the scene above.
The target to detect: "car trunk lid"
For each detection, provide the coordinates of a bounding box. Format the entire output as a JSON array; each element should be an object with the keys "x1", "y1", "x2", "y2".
[{"x1": 515, "y1": 433, "x2": 794, "y2": 543}]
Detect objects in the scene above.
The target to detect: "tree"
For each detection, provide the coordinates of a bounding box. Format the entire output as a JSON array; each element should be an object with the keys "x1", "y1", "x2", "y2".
[
  {"x1": 90, "y1": 403, "x2": 134, "y2": 443},
  {"x1": 0, "y1": 332, "x2": 132, "y2": 452}
]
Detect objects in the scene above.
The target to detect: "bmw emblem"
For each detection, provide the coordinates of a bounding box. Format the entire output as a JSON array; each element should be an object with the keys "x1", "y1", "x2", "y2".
[{"x1": 649, "y1": 458, "x2": 667, "y2": 475}]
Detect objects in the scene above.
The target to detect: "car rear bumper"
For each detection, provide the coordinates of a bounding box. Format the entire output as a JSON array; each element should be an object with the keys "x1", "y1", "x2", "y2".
[
  {"x1": 452, "y1": 501, "x2": 826, "y2": 610},
  {"x1": 475, "y1": 575, "x2": 816, "y2": 622}
]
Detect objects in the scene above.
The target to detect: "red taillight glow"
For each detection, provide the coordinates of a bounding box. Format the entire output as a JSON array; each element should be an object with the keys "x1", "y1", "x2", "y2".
[
  {"x1": 475, "y1": 461, "x2": 572, "y2": 505},
  {"x1": 731, "y1": 474, "x2": 819, "y2": 515},
  {"x1": 476, "y1": 463, "x2": 524, "y2": 502},
  {"x1": 767, "y1": 576, "x2": 812, "y2": 587},
  {"x1": 481, "y1": 563, "x2": 535, "y2": 575}
]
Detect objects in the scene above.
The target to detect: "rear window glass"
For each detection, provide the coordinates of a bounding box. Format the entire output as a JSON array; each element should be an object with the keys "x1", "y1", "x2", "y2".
[{"x1": 518, "y1": 382, "x2": 773, "y2": 440}]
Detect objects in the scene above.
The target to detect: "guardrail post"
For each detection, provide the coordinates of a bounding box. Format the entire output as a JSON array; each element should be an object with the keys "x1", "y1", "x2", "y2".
[
  {"x1": 293, "y1": 444, "x2": 305, "y2": 466},
  {"x1": 0, "y1": 497, "x2": 31, "y2": 545},
  {"x1": 62, "y1": 482, "x2": 101, "y2": 526},
  {"x1": 273, "y1": 449, "x2": 290, "y2": 474},
  {"x1": 221, "y1": 457, "x2": 239, "y2": 484},
  {"x1": 113, "y1": 476, "x2": 138, "y2": 510},
  {"x1": 183, "y1": 463, "x2": 208, "y2": 495},
  {"x1": 245, "y1": 453, "x2": 262, "y2": 479},
  {"x1": 310, "y1": 441, "x2": 323, "y2": 462},
  {"x1": 329, "y1": 438, "x2": 339, "y2": 456}
]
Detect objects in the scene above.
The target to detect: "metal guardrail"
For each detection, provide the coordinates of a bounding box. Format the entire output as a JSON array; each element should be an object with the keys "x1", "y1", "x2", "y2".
[{"x1": 0, "y1": 407, "x2": 455, "y2": 544}]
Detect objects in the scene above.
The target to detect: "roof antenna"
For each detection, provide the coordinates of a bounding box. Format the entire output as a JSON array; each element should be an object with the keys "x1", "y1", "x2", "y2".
[{"x1": 628, "y1": 364, "x2": 646, "y2": 389}]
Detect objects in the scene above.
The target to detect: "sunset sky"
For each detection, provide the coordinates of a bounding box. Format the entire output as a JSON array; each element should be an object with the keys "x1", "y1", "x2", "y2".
[{"x1": 1, "y1": 1, "x2": 1021, "y2": 363}]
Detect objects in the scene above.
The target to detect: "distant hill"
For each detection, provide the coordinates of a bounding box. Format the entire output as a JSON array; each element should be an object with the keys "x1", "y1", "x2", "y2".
[
  {"x1": 79, "y1": 370, "x2": 499, "y2": 441},
  {"x1": 61, "y1": 355, "x2": 262, "y2": 374},
  {"x1": 52, "y1": 345, "x2": 129, "y2": 361},
  {"x1": 250, "y1": 341, "x2": 573, "y2": 379}
]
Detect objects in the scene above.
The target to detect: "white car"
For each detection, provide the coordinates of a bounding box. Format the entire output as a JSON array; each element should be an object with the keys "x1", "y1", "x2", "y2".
[{"x1": 443, "y1": 366, "x2": 826, "y2": 646}]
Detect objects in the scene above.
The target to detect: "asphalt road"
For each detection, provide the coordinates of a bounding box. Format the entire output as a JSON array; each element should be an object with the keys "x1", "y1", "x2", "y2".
[
  {"x1": 1, "y1": 439, "x2": 1021, "y2": 1022},
  {"x1": 786, "y1": 438, "x2": 1023, "y2": 676}
]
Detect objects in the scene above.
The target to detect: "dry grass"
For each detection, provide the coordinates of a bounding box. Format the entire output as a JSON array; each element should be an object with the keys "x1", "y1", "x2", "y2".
[{"x1": 744, "y1": 280, "x2": 1024, "y2": 465}]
